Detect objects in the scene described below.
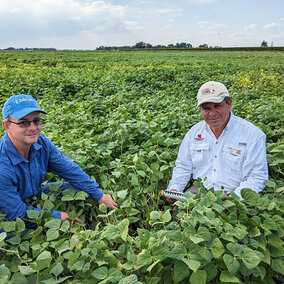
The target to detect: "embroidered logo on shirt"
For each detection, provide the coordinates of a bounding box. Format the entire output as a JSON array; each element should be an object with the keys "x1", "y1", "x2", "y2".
[{"x1": 194, "y1": 134, "x2": 204, "y2": 141}]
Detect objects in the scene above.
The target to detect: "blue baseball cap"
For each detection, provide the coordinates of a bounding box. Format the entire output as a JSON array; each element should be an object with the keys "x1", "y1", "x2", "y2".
[{"x1": 2, "y1": 94, "x2": 47, "y2": 120}]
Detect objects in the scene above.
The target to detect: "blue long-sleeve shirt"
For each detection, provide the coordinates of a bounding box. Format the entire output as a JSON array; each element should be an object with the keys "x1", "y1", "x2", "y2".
[{"x1": 0, "y1": 133, "x2": 103, "y2": 227}]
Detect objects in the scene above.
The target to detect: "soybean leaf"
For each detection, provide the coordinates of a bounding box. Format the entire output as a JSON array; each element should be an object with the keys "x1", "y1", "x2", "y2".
[
  {"x1": 118, "y1": 274, "x2": 142, "y2": 284},
  {"x1": 51, "y1": 263, "x2": 64, "y2": 276},
  {"x1": 108, "y1": 268, "x2": 124, "y2": 283},
  {"x1": 0, "y1": 265, "x2": 11, "y2": 280},
  {"x1": 2, "y1": 221, "x2": 16, "y2": 233},
  {"x1": 223, "y1": 254, "x2": 240, "y2": 274},
  {"x1": 220, "y1": 270, "x2": 240, "y2": 283},
  {"x1": 161, "y1": 210, "x2": 171, "y2": 223},
  {"x1": 45, "y1": 218, "x2": 61, "y2": 229},
  {"x1": 61, "y1": 189, "x2": 76, "y2": 201},
  {"x1": 134, "y1": 249, "x2": 152, "y2": 269},
  {"x1": 211, "y1": 238, "x2": 225, "y2": 258},
  {"x1": 67, "y1": 252, "x2": 80, "y2": 269},
  {"x1": 168, "y1": 243, "x2": 187, "y2": 260},
  {"x1": 241, "y1": 188, "x2": 259, "y2": 206},
  {"x1": 271, "y1": 259, "x2": 284, "y2": 275},
  {"x1": 18, "y1": 266, "x2": 36, "y2": 276},
  {"x1": 189, "y1": 270, "x2": 207, "y2": 284},
  {"x1": 182, "y1": 258, "x2": 201, "y2": 272},
  {"x1": 74, "y1": 191, "x2": 89, "y2": 200},
  {"x1": 241, "y1": 248, "x2": 261, "y2": 269},
  {"x1": 15, "y1": 218, "x2": 26, "y2": 233},
  {"x1": 46, "y1": 228, "x2": 60, "y2": 241},
  {"x1": 26, "y1": 210, "x2": 40, "y2": 219},
  {"x1": 0, "y1": 232, "x2": 7, "y2": 242},
  {"x1": 117, "y1": 219, "x2": 129, "y2": 241},
  {"x1": 174, "y1": 260, "x2": 189, "y2": 282},
  {"x1": 92, "y1": 266, "x2": 108, "y2": 280},
  {"x1": 30, "y1": 251, "x2": 52, "y2": 271},
  {"x1": 117, "y1": 190, "x2": 128, "y2": 199}
]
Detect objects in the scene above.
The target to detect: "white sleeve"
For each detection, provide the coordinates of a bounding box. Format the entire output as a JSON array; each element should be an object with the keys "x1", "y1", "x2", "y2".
[
  {"x1": 167, "y1": 132, "x2": 193, "y2": 192},
  {"x1": 234, "y1": 134, "x2": 268, "y2": 198}
]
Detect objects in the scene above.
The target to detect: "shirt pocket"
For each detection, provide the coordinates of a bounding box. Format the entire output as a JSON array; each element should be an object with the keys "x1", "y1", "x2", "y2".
[
  {"x1": 190, "y1": 143, "x2": 209, "y2": 168},
  {"x1": 223, "y1": 145, "x2": 245, "y2": 174}
]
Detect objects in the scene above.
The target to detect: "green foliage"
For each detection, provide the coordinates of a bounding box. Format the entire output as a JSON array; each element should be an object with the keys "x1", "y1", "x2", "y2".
[{"x1": 0, "y1": 50, "x2": 283, "y2": 283}]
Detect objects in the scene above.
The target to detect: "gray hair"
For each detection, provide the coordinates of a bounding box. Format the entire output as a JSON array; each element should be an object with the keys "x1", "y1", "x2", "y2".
[{"x1": 224, "y1": 97, "x2": 232, "y2": 104}]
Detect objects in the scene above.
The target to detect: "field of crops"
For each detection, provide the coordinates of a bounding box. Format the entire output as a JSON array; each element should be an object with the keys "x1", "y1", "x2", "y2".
[{"x1": 0, "y1": 50, "x2": 284, "y2": 283}]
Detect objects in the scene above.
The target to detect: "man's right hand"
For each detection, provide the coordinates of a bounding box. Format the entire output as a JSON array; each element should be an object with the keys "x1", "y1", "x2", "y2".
[
  {"x1": 99, "y1": 194, "x2": 118, "y2": 210},
  {"x1": 165, "y1": 189, "x2": 178, "y2": 205},
  {"x1": 61, "y1": 212, "x2": 82, "y2": 224}
]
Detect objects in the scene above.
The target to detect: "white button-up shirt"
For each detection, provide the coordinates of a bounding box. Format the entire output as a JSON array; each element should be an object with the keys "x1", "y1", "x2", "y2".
[{"x1": 167, "y1": 112, "x2": 268, "y2": 198}]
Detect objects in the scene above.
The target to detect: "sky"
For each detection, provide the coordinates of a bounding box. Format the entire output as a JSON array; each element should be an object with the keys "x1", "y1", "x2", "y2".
[{"x1": 1, "y1": 0, "x2": 284, "y2": 49}]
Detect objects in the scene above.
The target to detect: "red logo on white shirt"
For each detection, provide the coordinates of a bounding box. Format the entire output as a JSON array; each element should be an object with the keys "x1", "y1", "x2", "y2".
[{"x1": 194, "y1": 134, "x2": 204, "y2": 141}]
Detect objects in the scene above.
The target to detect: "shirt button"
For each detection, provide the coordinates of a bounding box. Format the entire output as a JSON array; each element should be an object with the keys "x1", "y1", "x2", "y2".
[
  {"x1": 214, "y1": 155, "x2": 217, "y2": 158},
  {"x1": 216, "y1": 141, "x2": 218, "y2": 144},
  {"x1": 213, "y1": 183, "x2": 215, "y2": 185},
  {"x1": 213, "y1": 169, "x2": 216, "y2": 172}
]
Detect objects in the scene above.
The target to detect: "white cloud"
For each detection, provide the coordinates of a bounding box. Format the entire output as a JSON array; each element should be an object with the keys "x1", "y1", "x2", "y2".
[
  {"x1": 1, "y1": 0, "x2": 127, "y2": 23},
  {"x1": 229, "y1": 31, "x2": 249, "y2": 41},
  {"x1": 198, "y1": 21, "x2": 229, "y2": 32},
  {"x1": 185, "y1": 0, "x2": 215, "y2": 3},
  {"x1": 263, "y1": 22, "x2": 283, "y2": 29},
  {"x1": 123, "y1": 21, "x2": 143, "y2": 31},
  {"x1": 244, "y1": 24, "x2": 257, "y2": 31},
  {"x1": 155, "y1": 8, "x2": 180, "y2": 14},
  {"x1": 0, "y1": 0, "x2": 129, "y2": 44}
]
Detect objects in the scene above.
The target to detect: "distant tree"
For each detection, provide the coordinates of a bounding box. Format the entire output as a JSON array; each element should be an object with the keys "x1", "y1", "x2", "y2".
[
  {"x1": 134, "y1": 41, "x2": 147, "y2": 48},
  {"x1": 261, "y1": 40, "x2": 268, "y2": 47},
  {"x1": 199, "y1": 44, "x2": 208, "y2": 48},
  {"x1": 179, "y1": 42, "x2": 187, "y2": 48},
  {"x1": 167, "y1": 44, "x2": 174, "y2": 48},
  {"x1": 155, "y1": 44, "x2": 166, "y2": 48}
]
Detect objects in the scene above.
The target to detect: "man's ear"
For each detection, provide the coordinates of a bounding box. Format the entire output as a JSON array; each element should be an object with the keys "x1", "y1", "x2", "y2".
[{"x1": 2, "y1": 120, "x2": 9, "y2": 132}]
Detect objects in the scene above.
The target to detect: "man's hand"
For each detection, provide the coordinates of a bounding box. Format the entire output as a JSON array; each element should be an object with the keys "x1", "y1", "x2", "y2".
[
  {"x1": 99, "y1": 194, "x2": 118, "y2": 210},
  {"x1": 61, "y1": 212, "x2": 82, "y2": 224},
  {"x1": 165, "y1": 189, "x2": 178, "y2": 205},
  {"x1": 222, "y1": 194, "x2": 230, "y2": 203}
]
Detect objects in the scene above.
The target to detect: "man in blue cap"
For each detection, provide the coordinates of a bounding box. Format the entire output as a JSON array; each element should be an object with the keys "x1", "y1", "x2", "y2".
[{"x1": 0, "y1": 94, "x2": 117, "y2": 228}]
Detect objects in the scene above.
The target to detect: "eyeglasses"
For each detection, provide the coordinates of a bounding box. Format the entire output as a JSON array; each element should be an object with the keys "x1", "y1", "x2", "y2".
[{"x1": 7, "y1": 118, "x2": 44, "y2": 128}]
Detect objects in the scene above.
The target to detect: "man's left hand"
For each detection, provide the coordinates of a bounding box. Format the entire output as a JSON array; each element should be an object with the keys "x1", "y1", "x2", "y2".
[{"x1": 99, "y1": 194, "x2": 118, "y2": 210}]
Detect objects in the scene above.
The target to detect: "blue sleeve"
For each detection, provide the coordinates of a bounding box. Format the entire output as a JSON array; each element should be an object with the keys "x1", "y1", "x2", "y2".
[
  {"x1": 0, "y1": 168, "x2": 61, "y2": 228},
  {"x1": 43, "y1": 136, "x2": 104, "y2": 201}
]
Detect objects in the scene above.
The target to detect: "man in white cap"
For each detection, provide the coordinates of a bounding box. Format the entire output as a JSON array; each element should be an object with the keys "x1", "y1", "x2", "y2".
[
  {"x1": 167, "y1": 81, "x2": 268, "y2": 203},
  {"x1": 0, "y1": 94, "x2": 117, "y2": 228}
]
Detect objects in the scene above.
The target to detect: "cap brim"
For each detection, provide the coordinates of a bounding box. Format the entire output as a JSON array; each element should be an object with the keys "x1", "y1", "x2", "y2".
[
  {"x1": 10, "y1": 108, "x2": 47, "y2": 119},
  {"x1": 197, "y1": 96, "x2": 227, "y2": 107}
]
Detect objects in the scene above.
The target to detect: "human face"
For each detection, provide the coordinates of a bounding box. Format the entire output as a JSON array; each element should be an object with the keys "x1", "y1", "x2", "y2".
[
  {"x1": 4, "y1": 111, "x2": 42, "y2": 148},
  {"x1": 200, "y1": 100, "x2": 232, "y2": 132}
]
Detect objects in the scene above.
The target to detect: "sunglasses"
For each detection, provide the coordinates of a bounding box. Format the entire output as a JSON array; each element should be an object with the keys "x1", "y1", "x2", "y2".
[{"x1": 8, "y1": 117, "x2": 44, "y2": 128}]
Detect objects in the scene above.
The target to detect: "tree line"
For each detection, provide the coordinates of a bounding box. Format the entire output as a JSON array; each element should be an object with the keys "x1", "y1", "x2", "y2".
[{"x1": 96, "y1": 41, "x2": 199, "y2": 50}]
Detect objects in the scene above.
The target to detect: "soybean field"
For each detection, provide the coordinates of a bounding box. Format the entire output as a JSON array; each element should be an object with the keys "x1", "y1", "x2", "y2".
[{"x1": 0, "y1": 50, "x2": 284, "y2": 283}]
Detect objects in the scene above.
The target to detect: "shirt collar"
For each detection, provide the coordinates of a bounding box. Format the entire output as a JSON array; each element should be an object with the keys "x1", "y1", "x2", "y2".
[
  {"x1": 224, "y1": 112, "x2": 235, "y2": 133},
  {"x1": 2, "y1": 133, "x2": 42, "y2": 165}
]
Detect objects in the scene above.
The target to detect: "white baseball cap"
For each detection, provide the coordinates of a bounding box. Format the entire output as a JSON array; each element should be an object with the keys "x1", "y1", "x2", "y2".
[{"x1": 197, "y1": 81, "x2": 230, "y2": 107}]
